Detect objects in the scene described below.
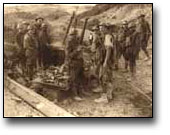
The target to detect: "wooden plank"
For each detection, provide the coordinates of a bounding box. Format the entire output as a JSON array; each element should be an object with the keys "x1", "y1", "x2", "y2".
[{"x1": 4, "y1": 76, "x2": 74, "y2": 117}]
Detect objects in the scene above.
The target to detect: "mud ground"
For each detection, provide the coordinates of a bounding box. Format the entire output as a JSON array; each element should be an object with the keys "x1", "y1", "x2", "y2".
[
  {"x1": 56, "y1": 41, "x2": 152, "y2": 117},
  {"x1": 4, "y1": 40, "x2": 152, "y2": 117}
]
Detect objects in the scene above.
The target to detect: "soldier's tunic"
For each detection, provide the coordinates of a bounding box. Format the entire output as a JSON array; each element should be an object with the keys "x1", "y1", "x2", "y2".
[
  {"x1": 66, "y1": 33, "x2": 84, "y2": 96},
  {"x1": 100, "y1": 33, "x2": 114, "y2": 100},
  {"x1": 135, "y1": 19, "x2": 151, "y2": 49},
  {"x1": 24, "y1": 33, "x2": 38, "y2": 79},
  {"x1": 34, "y1": 23, "x2": 42, "y2": 68},
  {"x1": 123, "y1": 27, "x2": 140, "y2": 75},
  {"x1": 38, "y1": 28, "x2": 51, "y2": 68},
  {"x1": 16, "y1": 31, "x2": 26, "y2": 72},
  {"x1": 91, "y1": 31, "x2": 105, "y2": 80},
  {"x1": 116, "y1": 25, "x2": 129, "y2": 61}
]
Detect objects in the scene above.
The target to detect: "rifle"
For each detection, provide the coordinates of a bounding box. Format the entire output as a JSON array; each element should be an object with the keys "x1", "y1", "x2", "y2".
[
  {"x1": 62, "y1": 11, "x2": 75, "y2": 45},
  {"x1": 80, "y1": 18, "x2": 89, "y2": 45}
]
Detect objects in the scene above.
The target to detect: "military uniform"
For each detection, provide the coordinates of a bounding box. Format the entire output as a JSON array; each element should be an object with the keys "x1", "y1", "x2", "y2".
[
  {"x1": 91, "y1": 30, "x2": 105, "y2": 80},
  {"x1": 122, "y1": 24, "x2": 141, "y2": 76},
  {"x1": 65, "y1": 31, "x2": 85, "y2": 99},
  {"x1": 95, "y1": 28, "x2": 115, "y2": 103},
  {"x1": 33, "y1": 17, "x2": 45, "y2": 68},
  {"x1": 136, "y1": 15, "x2": 151, "y2": 59},
  {"x1": 38, "y1": 23, "x2": 51, "y2": 68},
  {"x1": 16, "y1": 30, "x2": 25, "y2": 70},
  {"x1": 24, "y1": 30, "x2": 38, "y2": 80},
  {"x1": 115, "y1": 22, "x2": 129, "y2": 69}
]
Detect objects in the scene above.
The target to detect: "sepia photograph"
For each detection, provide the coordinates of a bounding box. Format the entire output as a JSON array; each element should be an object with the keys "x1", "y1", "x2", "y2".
[{"x1": 3, "y1": 3, "x2": 153, "y2": 117}]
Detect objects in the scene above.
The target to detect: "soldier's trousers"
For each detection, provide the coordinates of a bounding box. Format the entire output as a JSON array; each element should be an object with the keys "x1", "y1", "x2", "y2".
[
  {"x1": 100, "y1": 46, "x2": 114, "y2": 100},
  {"x1": 25, "y1": 49, "x2": 37, "y2": 80},
  {"x1": 100, "y1": 65, "x2": 113, "y2": 100},
  {"x1": 135, "y1": 33, "x2": 150, "y2": 58},
  {"x1": 68, "y1": 60, "x2": 84, "y2": 96},
  {"x1": 27, "y1": 65, "x2": 35, "y2": 80}
]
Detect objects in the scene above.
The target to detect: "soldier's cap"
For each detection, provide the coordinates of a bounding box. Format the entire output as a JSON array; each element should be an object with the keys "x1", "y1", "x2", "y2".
[
  {"x1": 35, "y1": 16, "x2": 44, "y2": 21},
  {"x1": 27, "y1": 25, "x2": 35, "y2": 30}
]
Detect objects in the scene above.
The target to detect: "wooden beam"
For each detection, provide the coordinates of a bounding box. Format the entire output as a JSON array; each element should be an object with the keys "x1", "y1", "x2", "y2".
[{"x1": 4, "y1": 76, "x2": 74, "y2": 117}]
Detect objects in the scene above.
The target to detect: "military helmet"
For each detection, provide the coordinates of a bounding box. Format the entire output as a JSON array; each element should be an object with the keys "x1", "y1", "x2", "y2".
[{"x1": 35, "y1": 16, "x2": 44, "y2": 21}]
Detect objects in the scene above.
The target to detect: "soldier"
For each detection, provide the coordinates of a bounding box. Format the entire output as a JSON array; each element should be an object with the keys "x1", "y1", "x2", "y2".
[
  {"x1": 34, "y1": 17, "x2": 44, "y2": 68},
  {"x1": 34, "y1": 17, "x2": 44, "y2": 36},
  {"x1": 95, "y1": 25, "x2": 115, "y2": 103},
  {"x1": 16, "y1": 24, "x2": 26, "y2": 74},
  {"x1": 21, "y1": 21, "x2": 30, "y2": 33},
  {"x1": 122, "y1": 21, "x2": 129, "y2": 36},
  {"x1": 24, "y1": 25, "x2": 39, "y2": 80},
  {"x1": 65, "y1": 29, "x2": 84, "y2": 101},
  {"x1": 123, "y1": 22, "x2": 141, "y2": 77},
  {"x1": 136, "y1": 14, "x2": 151, "y2": 60},
  {"x1": 91, "y1": 25, "x2": 105, "y2": 82},
  {"x1": 115, "y1": 21, "x2": 129, "y2": 70},
  {"x1": 38, "y1": 23, "x2": 51, "y2": 68}
]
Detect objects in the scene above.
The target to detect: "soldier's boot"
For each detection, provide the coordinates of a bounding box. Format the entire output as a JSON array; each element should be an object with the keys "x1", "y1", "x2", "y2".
[
  {"x1": 92, "y1": 86, "x2": 103, "y2": 93},
  {"x1": 72, "y1": 86, "x2": 84, "y2": 101},
  {"x1": 94, "y1": 93, "x2": 109, "y2": 103}
]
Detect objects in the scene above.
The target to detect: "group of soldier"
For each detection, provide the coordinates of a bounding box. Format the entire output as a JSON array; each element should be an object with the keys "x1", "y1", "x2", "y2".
[
  {"x1": 16, "y1": 17, "x2": 51, "y2": 80},
  {"x1": 87, "y1": 13, "x2": 151, "y2": 103},
  {"x1": 15, "y1": 13, "x2": 151, "y2": 103}
]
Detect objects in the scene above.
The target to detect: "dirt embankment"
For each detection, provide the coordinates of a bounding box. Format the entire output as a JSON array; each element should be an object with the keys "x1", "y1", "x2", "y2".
[{"x1": 78, "y1": 4, "x2": 152, "y2": 31}]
